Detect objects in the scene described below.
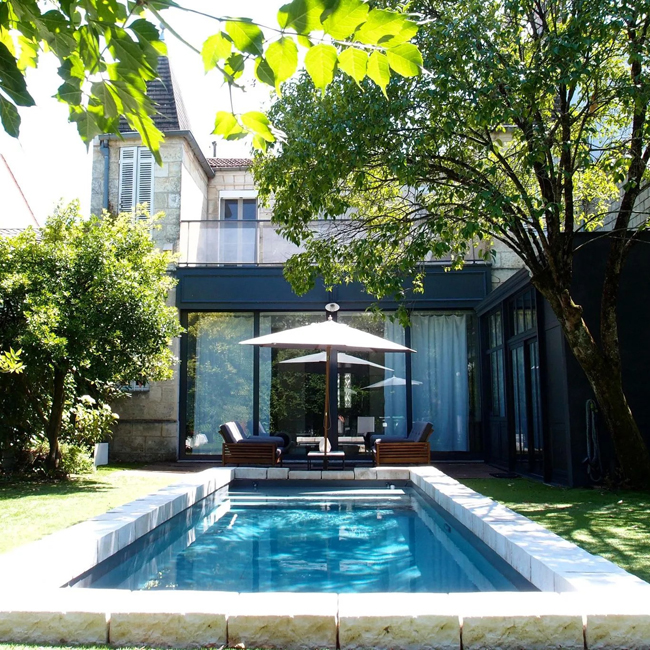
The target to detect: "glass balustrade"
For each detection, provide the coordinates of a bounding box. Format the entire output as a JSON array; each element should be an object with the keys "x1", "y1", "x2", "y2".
[{"x1": 178, "y1": 220, "x2": 487, "y2": 266}]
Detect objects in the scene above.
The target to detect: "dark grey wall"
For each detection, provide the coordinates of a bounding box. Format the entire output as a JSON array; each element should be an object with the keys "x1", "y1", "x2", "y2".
[
  {"x1": 564, "y1": 233, "x2": 650, "y2": 483},
  {"x1": 176, "y1": 265, "x2": 491, "y2": 311}
]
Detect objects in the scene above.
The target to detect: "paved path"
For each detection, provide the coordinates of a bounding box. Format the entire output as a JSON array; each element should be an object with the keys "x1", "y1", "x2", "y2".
[{"x1": 139, "y1": 460, "x2": 505, "y2": 480}]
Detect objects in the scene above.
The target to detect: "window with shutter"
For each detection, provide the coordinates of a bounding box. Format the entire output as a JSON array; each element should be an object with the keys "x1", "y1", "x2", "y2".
[
  {"x1": 136, "y1": 148, "x2": 154, "y2": 219},
  {"x1": 118, "y1": 146, "x2": 155, "y2": 216},
  {"x1": 118, "y1": 147, "x2": 136, "y2": 213}
]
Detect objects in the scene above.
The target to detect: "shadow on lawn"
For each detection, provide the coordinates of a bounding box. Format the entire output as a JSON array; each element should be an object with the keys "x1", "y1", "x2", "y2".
[
  {"x1": 0, "y1": 477, "x2": 116, "y2": 501},
  {"x1": 0, "y1": 464, "x2": 149, "y2": 501},
  {"x1": 463, "y1": 478, "x2": 650, "y2": 584}
]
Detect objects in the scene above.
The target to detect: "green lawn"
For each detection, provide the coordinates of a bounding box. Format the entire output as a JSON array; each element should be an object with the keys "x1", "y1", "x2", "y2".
[
  {"x1": 0, "y1": 465, "x2": 182, "y2": 554},
  {"x1": 461, "y1": 477, "x2": 650, "y2": 583}
]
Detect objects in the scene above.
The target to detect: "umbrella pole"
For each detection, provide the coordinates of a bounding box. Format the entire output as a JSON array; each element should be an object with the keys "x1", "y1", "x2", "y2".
[{"x1": 323, "y1": 345, "x2": 330, "y2": 469}]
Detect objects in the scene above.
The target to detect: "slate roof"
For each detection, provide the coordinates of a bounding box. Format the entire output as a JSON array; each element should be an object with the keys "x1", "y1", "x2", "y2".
[
  {"x1": 207, "y1": 158, "x2": 252, "y2": 169},
  {"x1": 119, "y1": 56, "x2": 191, "y2": 133},
  {"x1": 0, "y1": 228, "x2": 26, "y2": 238}
]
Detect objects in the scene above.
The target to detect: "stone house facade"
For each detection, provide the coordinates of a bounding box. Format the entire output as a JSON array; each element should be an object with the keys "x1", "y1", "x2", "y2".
[{"x1": 89, "y1": 57, "x2": 538, "y2": 472}]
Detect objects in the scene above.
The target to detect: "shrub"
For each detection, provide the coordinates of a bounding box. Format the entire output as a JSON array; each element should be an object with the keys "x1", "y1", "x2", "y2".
[{"x1": 58, "y1": 443, "x2": 95, "y2": 476}]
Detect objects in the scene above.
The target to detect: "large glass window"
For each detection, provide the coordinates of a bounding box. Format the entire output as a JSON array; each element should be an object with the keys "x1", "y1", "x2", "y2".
[
  {"x1": 338, "y1": 312, "x2": 406, "y2": 439},
  {"x1": 183, "y1": 309, "x2": 477, "y2": 457},
  {"x1": 511, "y1": 288, "x2": 536, "y2": 336},
  {"x1": 259, "y1": 312, "x2": 324, "y2": 442},
  {"x1": 258, "y1": 312, "x2": 406, "y2": 446},
  {"x1": 185, "y1": 312, "x2": 254, "y2": 455},
  {"x1": 486, "y1": 310, "x2": 506, "y2": 417},
  {"x1": 411, "y1": 312, "x2": 471, "y2": 451}
]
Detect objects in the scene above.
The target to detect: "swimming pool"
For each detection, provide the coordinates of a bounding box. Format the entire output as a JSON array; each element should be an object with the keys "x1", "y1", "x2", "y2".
[
  {"x1": 70, "y1": 482, "x2": 534, "y2": 593},
  {"x1": 1, "y1": 467, "x2": 648, "y2": 649}
]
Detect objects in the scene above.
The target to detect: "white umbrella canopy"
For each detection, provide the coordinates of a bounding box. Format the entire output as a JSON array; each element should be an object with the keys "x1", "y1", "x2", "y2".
[
  {"x1": 239, "y1": 318, "x2": 415, "y2": 353},
  {"x1": 279, "y1": 351, "x2": 393, "y2": 372},
  {"x1": 362, "y1": 376, "x2": 423, "y2": 389},
  {"x1": 240, "y1": 317, "x2": 414, "y2": 462}
]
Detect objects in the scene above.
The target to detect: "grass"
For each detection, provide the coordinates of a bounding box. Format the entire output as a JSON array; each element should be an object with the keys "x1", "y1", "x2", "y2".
[
  {"x1": 0, "y1": 464, "x2": 182, "y2": 554},
  {"x1": 461, "y1": 477, "x2": 650, "y2": 584}
]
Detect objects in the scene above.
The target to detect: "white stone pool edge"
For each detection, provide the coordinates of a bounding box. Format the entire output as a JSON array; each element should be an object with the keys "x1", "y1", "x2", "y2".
[{"x1": 0, "y1": 466, "x2": 648, "y2": 650}]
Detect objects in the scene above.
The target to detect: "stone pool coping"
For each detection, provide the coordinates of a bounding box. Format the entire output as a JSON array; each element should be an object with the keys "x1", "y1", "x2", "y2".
[{"x1": 0, "y1": 466, "x2": 648, "y2": 649}]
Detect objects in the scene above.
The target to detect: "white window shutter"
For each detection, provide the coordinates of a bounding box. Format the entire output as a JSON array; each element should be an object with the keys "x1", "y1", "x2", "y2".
[
  {"x1": 118, "y1": 147, "x2": 136, "y2": 213},
  {"x1": 136, "y1": 147, "x2": 154, "y2": 218}
]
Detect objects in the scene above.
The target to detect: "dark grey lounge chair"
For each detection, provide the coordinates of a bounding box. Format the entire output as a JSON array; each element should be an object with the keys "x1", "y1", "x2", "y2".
[
  {"x1": 219, "y1": 421, "x2": 285, "y2": 465},
  {"x1": 366, "y1": 421, "x2": 434, "y2": 450},
  {"x1": 219, "y1": 421, "x2": 287, "y2": 448}
]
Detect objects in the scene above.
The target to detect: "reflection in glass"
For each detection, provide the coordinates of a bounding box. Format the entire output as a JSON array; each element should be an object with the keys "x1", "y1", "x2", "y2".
[{"x1": 185, "y1": 313, "x2": 254, "y2": 455}]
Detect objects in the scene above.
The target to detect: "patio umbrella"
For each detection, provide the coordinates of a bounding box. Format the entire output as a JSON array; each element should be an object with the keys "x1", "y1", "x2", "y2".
[
  {"x1": 279, "y1": 351, "x2": 393, "y2": 373},
  {"x1": 240, "y1": 317, "x2": 414, "y2": 462},
  {"x1": 362, "y1": 376, "x2": 423, "y2": 389}
]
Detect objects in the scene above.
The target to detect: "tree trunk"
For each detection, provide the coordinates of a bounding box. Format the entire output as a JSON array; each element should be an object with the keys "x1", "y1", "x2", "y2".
[
  {"x1": 535, "y1": 284, "x2": 650, "y2": 488},
  {"x1": 45, "y1": 368, "x2": 67, "y2": 473}
]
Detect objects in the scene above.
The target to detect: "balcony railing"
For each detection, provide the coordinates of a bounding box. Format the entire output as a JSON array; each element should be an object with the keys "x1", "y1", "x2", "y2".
[{"x1": 178, "y1": 220, "x2": 488, "y2": 266}]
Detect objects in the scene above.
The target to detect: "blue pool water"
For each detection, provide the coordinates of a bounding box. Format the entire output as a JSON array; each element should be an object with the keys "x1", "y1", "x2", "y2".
[{"x1": 71, "y1": 482, "x2": 535, "y2": 593}]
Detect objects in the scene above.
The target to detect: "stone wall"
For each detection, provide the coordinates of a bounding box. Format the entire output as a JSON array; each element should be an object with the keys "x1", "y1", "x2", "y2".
[
  {"x1": 489, "y1": 239, "x2": 527, "y2": 289},
  {"x1": 90, "y1": 137, "x2": 191, "y2": 250},
  {"x1": 206, "y1": 167, "x2": 272, "y2": 219},
  {"x1": 89, "y1": 136, "x2": 211, "y2": 463}
]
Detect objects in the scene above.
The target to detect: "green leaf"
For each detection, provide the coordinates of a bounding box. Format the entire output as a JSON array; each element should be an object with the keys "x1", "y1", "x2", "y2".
[
  {"x1": 90, "y1": 81, "x2": 118, "y2": 118},
  {"x1": 223, "y1": 53, "x2": 245, "y2": 82},
  {"x1": 377, "y1": 19, "x2": 418, "y2": 47},
  {"x1": 355, "y1": 9, "x2": 410, "y2": 45},
  {"x1": 322, "y1": 0, "x2": 369, "y2": 40},
  {"x1": 213, "y1": 111, "x2": 245, "y2": 139},
  {"x1": 266, "y1": 37, "x2": 298, "y2": 91},
  {"x1": 386, "y1": 43, "x2": 421, "y2": 77},
  {"x1": 367, "y1": 50, "x2": 390, "y2": 96},
  {"x1": 297, "y1": 35, "x2": 313, "y2": 48},
  {"x1": 278, "y1": 0, "x2": 326, "y2": 34},
  {"x1": 254, "y1": 57, "x2": 275, "y2": 87},
  {"x1": 75, "y1": 25, "x2": 100, "y2": 71},
  {"x1": 304, "y1": 43, "x2": 338, "y2": 93},
  {"x1": 252, "y1": 134, "x2": 268, "y2": 152},
  {"x1": 241, "y1": 110, "x2": 274, "y2": 142},
  {"x1": 69, "y1": 105, "x2": 103, "y2": 143},
  {"x1": 338, "y1": 47, "x2": 368, "y2": 84},
  {"x1": 57, "y1": 79, "x2": 82, "y2": 105},
  {"x1": 202, "y1": 32, "x2": 232, "y2": 72},
  {"x1": 0, "y1": 95, "x2": 20, "y2": 137},
  {"x1": 17, "y1": 36, "x2": 38, "y2": 71},
  {"x1": 0, "y1": 42, "x2": 34, "y2": 107},
  {"x1": 225, "y1": 20, "x2": 264, "y2": 57}
]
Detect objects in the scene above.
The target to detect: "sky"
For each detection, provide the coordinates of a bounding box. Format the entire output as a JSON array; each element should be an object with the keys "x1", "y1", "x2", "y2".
[{"x1": 0, "y1": 0, "x2": 282, "y2": 224}]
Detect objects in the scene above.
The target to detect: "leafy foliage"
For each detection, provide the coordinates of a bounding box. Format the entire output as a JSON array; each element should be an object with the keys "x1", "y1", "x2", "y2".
[
  {"x1": 0, "y1": 348, "x2": 23, "y2": 374},
  {"x1": 0, "y1": 0, "x2": 422, "y2": 160},
  {"x1": 0, "y1": 204, "x2": 182, "y2": 472},
  {"x1": 254, "y1": 0, "x2": 650, "y2": 486}
]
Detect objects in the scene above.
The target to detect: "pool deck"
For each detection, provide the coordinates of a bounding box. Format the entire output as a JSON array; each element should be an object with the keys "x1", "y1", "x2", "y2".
[{"x1": 0, "y1": 466, "x2": 648, "y2": 649}]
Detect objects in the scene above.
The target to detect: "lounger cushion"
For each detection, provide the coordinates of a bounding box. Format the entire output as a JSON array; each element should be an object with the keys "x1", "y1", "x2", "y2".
[
  {"x1": 370, "y1": 422, "x2": 433, "y2": 447},
  {"x1": 219, "y1": 422, "x2": 286, "y2": 448}
]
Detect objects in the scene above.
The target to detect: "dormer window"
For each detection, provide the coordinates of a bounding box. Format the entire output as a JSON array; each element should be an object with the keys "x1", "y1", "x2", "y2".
[{"x1": 119, "y1": 146, "x2": 154, "y2": 217}]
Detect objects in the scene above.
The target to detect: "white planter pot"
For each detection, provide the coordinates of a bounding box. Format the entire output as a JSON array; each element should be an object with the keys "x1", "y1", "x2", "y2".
[{"x1": 94, "y1": 442, "x2": 109, "y2": 467}]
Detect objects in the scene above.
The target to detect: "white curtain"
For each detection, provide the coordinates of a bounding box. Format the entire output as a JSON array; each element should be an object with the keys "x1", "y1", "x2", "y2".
[
  {"x1": 383, "y1": 319, "x2": 407, "y2": 437},
  {"x1": 411, "y1": 313, "x2": 469, "y2": 451}
]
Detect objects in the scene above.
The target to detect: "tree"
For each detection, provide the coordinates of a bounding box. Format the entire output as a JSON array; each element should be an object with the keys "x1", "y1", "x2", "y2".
[
  {"x1": 0, "y1": 204, "x2": 182, "y2": 471},
  {"x1": 0, "y1": 0, "x2": 422, "y2": 161},
  {"x1": 253, "y1": 0, "x2": 650, "y2": 487}
]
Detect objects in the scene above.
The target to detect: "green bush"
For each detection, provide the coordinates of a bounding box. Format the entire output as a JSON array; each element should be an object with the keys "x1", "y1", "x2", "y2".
[{"x1": 58, "y1": 443, "x2": 95, "y2": 476}]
